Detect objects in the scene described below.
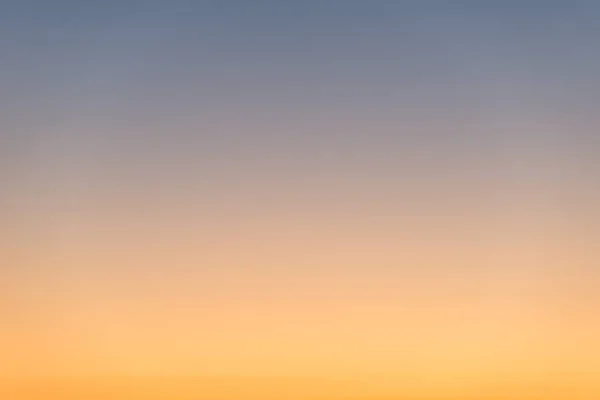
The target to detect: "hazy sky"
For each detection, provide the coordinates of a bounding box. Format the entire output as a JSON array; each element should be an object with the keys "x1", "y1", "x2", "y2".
[{"x1": 2, "y1": 1, "x2": 600, "y2": 395}]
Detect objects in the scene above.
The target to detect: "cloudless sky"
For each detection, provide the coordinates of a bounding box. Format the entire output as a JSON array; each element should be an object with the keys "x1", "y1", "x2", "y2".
[{"x1": 1, "y1": 1, "x2": 599, "y2": 395}]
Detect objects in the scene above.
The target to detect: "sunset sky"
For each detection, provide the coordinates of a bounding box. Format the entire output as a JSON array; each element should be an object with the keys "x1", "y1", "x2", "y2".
[{"x1": 2, "y1": 1, "x2": 600, "y2": 398}]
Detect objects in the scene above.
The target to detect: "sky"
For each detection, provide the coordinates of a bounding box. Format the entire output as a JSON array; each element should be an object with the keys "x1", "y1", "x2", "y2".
[{"x1": 2, "y1": 1, "x2": 600, "y2": 398}]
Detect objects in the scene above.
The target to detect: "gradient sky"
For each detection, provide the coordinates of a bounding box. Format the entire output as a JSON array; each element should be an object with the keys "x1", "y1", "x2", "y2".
[{"x1": 2, "y1": 1, "x2": 600, "y2": 397}]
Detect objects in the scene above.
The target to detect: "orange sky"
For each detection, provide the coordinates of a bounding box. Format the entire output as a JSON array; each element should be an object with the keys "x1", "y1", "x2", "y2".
[{"x1": 3, "y1": 2, "x2": 600, "y2": 399}]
